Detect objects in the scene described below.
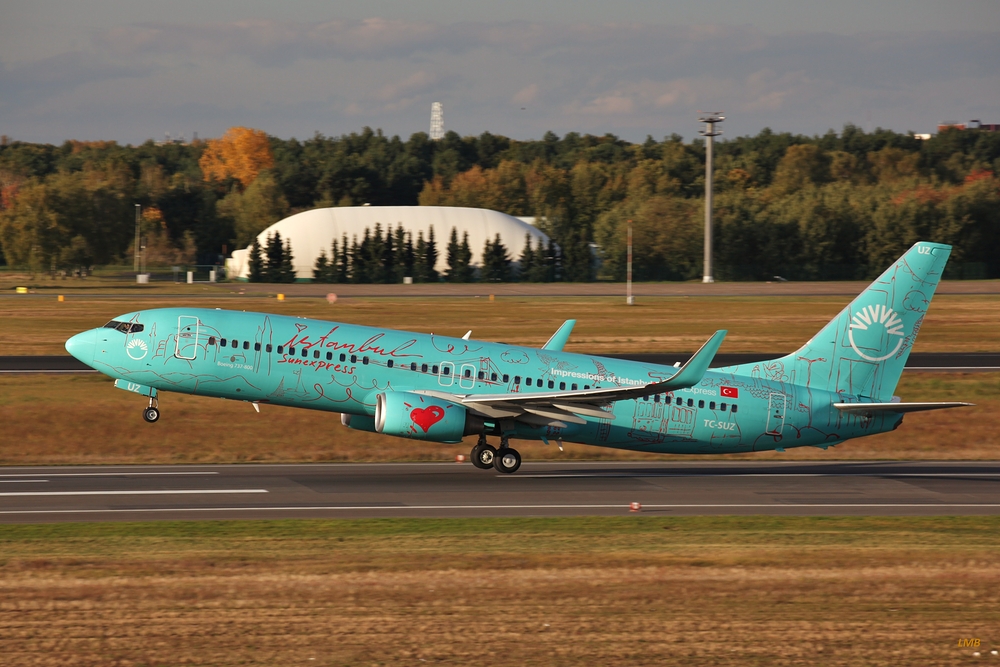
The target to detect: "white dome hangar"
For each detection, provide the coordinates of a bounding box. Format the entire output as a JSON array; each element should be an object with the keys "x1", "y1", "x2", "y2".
[{"x1": 226, "y1": 206, "x2": 551, "y2": 281}]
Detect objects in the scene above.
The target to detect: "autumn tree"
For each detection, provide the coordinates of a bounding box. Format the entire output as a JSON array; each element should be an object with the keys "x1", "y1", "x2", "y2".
[{"x1": 200, "y1": 127, "x2": 275, "y2": 188}]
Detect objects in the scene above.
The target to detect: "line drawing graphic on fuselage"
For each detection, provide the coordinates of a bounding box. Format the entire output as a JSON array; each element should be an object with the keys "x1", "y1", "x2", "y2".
[{"x1": 66, "y1": 242, "x2": 972, "y2": 474}]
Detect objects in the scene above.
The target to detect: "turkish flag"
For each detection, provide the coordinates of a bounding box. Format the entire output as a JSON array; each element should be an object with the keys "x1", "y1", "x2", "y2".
[{"x1": 720, "y1": 386, "x2": 739, "y2": 398}]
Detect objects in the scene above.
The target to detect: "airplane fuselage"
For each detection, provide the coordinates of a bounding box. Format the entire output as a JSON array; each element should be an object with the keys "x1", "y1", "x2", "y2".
[{"x1": 74, "y1": 307, "x2": 899, "y2": 455}]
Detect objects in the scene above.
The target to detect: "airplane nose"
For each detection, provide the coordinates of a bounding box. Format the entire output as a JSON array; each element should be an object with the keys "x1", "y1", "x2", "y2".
[{"x1": 65, "y1": 330, "x2": 96, "y2": 366}]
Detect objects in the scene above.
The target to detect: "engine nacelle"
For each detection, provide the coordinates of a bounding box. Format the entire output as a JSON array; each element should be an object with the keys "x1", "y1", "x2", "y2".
[
  {"x1": 375, "y1": 391, "x2": 482, "y2": 443},
  {"x1": 340, "y1": 413, "x2": 378, "y2": 432}
]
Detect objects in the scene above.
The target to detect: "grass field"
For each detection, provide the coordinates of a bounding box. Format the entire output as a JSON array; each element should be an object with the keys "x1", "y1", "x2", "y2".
[
  {"x1": 1, "y1": 516, "x2": 997, "y2": 666},
  {"x1": 1, "y1": 372, "x2": 996, "y2": 465},
  {"x1": 2, "y1": 292, "x2": 1000, "y2": 355}
]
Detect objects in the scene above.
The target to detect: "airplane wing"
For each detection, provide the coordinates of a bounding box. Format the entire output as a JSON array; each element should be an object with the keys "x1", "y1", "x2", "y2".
[
  {"x1": 834, "y1": 401, "x2": 974, "y2": 414},
  {"x1": 542, "y1": 320, "x2": 576, "y2": 351},
  {"x1": 415, "y1": 330, "x2": 726, "y2": 427}
]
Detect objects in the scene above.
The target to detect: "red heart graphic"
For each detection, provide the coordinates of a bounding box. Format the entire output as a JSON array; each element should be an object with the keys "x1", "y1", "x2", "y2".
[{"x1": 410, "y1": 406, "x2": 446, "y2": 433}]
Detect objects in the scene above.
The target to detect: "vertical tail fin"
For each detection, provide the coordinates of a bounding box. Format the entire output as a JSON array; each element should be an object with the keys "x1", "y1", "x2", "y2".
[{"x1": 769, "y1": 242, "x2": 951, "y2": 401}]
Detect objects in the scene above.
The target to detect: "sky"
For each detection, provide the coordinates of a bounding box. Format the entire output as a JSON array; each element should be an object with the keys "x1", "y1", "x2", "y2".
[{"x1": 1, "y1": 0, "x2": 998, "y2": 144}]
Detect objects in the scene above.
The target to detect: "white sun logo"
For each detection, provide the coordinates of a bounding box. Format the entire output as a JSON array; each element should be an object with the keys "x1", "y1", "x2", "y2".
[
  {"x1": 848, "y1": 304, "x2": 905, "y2": 362},
  {"x1": 126, "y1": 338, "x2": 148, "y2": 360}
]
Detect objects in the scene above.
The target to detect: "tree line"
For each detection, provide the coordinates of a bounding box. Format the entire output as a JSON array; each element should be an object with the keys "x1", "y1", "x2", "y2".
[
  {"x1": 1, "y1": 124, "x2": 998, "y2": 279},
  {"x1": 250, "y1": 223, "x2": 559, "y2": 283}
]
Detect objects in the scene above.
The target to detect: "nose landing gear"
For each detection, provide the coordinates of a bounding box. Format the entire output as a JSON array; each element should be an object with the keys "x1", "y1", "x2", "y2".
[{"x1": 142, "y1": 395, "x2": 160, "y2": 423}]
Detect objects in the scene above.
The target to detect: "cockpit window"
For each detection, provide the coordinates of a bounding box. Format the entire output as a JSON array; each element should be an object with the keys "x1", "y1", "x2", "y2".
[{"x1": 103, "y1": 320, "x2": 144, "y2": 334}]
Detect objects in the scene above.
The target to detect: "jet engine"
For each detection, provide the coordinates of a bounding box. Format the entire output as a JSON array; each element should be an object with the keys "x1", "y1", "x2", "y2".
[
  {"x1": 375, "y1": 391, "x2": 483, "y2": 442},
  {"x1": 341, "y1": 413, "x2": 378, "y2": 432}
]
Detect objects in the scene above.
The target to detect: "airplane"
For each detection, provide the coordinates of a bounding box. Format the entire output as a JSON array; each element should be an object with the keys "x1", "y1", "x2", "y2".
[{"x1": 65, "y1": 241, "x2": 972, "y2": 474}]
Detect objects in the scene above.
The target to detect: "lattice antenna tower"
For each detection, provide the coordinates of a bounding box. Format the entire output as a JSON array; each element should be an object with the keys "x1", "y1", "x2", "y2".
[{"x1": 430, "y1": 102, "x2": 444, "y2": 140}]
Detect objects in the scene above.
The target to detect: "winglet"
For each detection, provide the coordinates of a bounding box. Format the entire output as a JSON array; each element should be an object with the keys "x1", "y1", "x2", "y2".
[
  {"x1": 542, "y1": 319, "x2": 576, "y2": 351},
  {"x1": 657, "y1": 330, "x2": 727, "y2": 391}
]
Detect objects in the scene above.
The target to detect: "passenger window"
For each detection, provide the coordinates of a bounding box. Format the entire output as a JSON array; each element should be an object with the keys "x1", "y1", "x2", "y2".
[
  {"x1": 432, "y1": 365, "x2": 439, "y2": 374},
  {"x1": 584, "y1": 385, "x2": 590, "y2": 390},
  {"x1": 313, "y1": 350, "x2": 320, "y2": 359},
  {"x1": 302, "y1": 348, "x2": 308, "y2": 357},
  {"x1": 710, "y1": 401, "x2": 716, "y2": 410},
  {"x1": 326, "y1": 352, "x2": 332, "y2": 360},
  {"x1": 502, "y1": 374, "x2": 509, "y2": 383},
  {"x1": 254, "y1": 342, "x2": 261, "y2": 351},
  {"x1": 208, "y1": 336, "x2": 216, "y2": 345},
  {"x1": 720, "y1": 403, "x2": 727, "y2": 411},
  {"x1": 698, "y1": 400, "x2": 704, "y2": 408},
  {"x1": 265, "y1": 344, "x2": 272, "y2": 353},
  {"x1": 442, "y1": 366, "x2": 449, "y2": 375},
  {"x1": 525, "y1": 378, "x2": 532, "y2": 386},
  {"x1": 491, "y1": 373, "x2": 498, "y2": 381},
  {"x1": 732, "y1": 404, "x2": 738, "y2": 413},
  {"x1": 340, "y1": 354, "x2": 346, "y2": 362},
  {"x1": 232, "y1": 339, "x2": 239, "y2": 348},
  {"x1": 277, "y1": 345, "x2": 283, "y2": 354},
  {"x1": 221, "y1": 338, "x2": 227, "y2": 346},
  {"x1": 289, "y1": 347, "x2": 296, "y2": 355},
  {"x1": 363, "y1": 357, "x2": 369, "y2": 365},
  {"x1": 411, "y1": 362, "x2": 417, "y2": 371},
  {"x1": 688, "y1": 399, "x2": 694, "y2": 407},
  {"x1": 477, "y1": 371, "x2": 484, "y2": 379},
  {"x1": 465, "y1": 369, "x2": 472, "y2": 378},
  {"x1": 244, "y1": 341, "x2": 250, "y2": 350},
  {"x1": 548, "y1": 380, "x2": 554, "y2": 389},
  {"x1": 653, "y1": 394, "x2": 659, "y2": 403},
  {"x1": 571, "y1": 383, "x2": 578, "y2": 391},
  {"x1": 387, "y1": 360, "x2": 394, "y2": 368},
  {"x1": 559, "y1": 382, "x2": 566, "y2": 390},
  {"x1": 514, "y1": 376, "x2": 521, "y2": 384},
  {"x1": 350, "y1": 355, "x2": 357, "y2": 363},
  {"x1": 422, "y1": 364, "x2": 428, "y2": 373}
]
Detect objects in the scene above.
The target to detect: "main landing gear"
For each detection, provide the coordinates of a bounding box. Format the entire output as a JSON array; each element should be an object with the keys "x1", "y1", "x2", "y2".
[
  {"x1": 142, "y1": 395, "x2": 160, "y2": 423},
  {"x1": 470, "y1": 434, "x2": 521, "y2": 474}
]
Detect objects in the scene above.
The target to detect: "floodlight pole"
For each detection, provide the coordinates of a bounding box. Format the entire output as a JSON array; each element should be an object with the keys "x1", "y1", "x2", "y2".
[
  {"x1": 626, "y1": 219, "x2": 634, "y2": 305},
  {"x1": 699, "y1": 112, "x2": 724, "y2": 284},
  {"x1": 134, "y1": 204, "x2": 141, "y2": 273}
]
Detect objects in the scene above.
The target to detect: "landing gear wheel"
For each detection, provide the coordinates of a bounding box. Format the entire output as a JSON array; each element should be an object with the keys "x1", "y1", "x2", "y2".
[
  {"x1": 471, "y1": 443, "x2": 496, "y2": 469},
  {"x1": 143, "y1": 407, "x2": 160, "y2": 423},
  {"x1": 493, "y1": 447, "x2": 521, "y2": 474}
]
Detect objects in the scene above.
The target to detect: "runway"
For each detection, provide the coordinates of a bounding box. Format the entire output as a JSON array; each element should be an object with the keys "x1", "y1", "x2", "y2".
[{"x1": 2, "y1": 461, "x2": 999, "y2": 523}]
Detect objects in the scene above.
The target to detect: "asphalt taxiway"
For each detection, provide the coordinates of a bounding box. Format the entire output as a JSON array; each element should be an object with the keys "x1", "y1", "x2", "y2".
[{"x1": 2, "y1": 461, "x2": 999, "y2": 523}]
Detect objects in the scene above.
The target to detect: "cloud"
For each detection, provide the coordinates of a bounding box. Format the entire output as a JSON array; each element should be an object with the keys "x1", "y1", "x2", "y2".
[
  {"x1": 512, "y1": 84, "x2": 538, "y2": 105},
  {"x1": 3, "y1": 18, "x2": 999, "y2": 143}
]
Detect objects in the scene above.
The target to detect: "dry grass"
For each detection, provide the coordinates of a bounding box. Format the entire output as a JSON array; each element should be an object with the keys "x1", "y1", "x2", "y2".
[
  {"x1": 1, "y1": 517, "x2": 998, "y2": 666},
  {"x1": 2, "y1": 292, "x2": 999, "y2": 355},
  {"x1": 0, "y1": 372, "x2": 997, "y2": 465}
]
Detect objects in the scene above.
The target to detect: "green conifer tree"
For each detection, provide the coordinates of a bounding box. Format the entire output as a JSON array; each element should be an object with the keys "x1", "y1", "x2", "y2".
[
  {"x1": 248, "y1": 237, "x2": 264, "y2": 282},
  {"x1": 281, "y1": 238, "x2": 296, "y2": 283}
]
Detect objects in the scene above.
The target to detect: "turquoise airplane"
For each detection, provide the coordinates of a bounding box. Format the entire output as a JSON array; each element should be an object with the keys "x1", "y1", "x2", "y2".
[{"x1": 66, "y1": 242, "x2": 971, "y2": 473}]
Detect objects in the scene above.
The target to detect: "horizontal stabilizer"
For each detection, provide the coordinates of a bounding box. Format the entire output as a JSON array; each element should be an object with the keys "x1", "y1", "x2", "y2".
[
  {"x1": 542, "y1": 320, "x2": 576, "y2": 351},
  {"x1": 834, "y1": 402, "x2": 974, "y2": 414}
]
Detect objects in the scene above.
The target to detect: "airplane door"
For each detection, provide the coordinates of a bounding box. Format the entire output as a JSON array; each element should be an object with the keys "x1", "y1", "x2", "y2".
[
  {"x1": 175, "y1": 316, "x2": 201, "y2": 360},
  {"x1": 459, "y1": 363, "x2": 476, "y2": 390},
  {"x1": 766, "y1": 392, "x2": 786, "y2": 435}
]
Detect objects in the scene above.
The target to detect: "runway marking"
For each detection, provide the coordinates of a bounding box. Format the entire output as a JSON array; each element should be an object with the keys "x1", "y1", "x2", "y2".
[
  {"x1": 3, "y1": 503, "x2": 1000, "y2": 516},
  {"x1": 0, "y1": 472, "x2": 219, "y2": 478},
  {"x1": 0, "y1": 489, "x2": 268, "y2": 498}
]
